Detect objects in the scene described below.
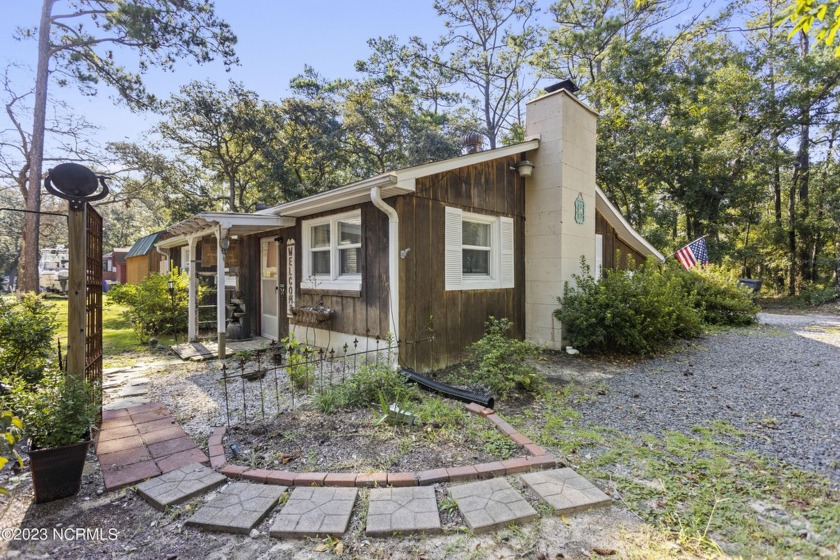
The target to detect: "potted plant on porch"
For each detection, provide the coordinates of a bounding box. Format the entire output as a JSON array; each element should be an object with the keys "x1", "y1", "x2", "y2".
[{"x1": 19, "y1": 368, "x2": 99, "y2": 503}]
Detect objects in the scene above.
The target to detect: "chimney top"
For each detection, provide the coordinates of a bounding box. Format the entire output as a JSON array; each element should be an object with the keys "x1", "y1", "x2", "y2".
[
  {"x1": 255, "y1": 203, "x2": 269, "y2": 211},
  {"x1": 544, "y1": 79, "x2": 579, "y2": 95}
]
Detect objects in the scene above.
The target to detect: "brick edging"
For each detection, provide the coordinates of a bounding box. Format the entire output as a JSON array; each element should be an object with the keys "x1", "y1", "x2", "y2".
[{"x1": 210, "y1": 402, "x2": 559, "y2": 487}]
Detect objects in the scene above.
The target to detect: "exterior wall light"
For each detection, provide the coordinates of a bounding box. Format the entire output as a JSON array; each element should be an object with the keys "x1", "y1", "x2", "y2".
[{"x1": 512, "y1": 160, "x2": 535, "y2": 178}]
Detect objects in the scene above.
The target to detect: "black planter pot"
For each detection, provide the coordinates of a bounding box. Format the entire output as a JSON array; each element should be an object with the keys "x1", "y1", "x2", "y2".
[{"x1": 29, "y1": 433, "x2": 91, "y2": 504}]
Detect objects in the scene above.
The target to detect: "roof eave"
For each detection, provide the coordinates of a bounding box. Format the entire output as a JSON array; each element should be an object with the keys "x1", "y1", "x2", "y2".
[{"x1": 595, "y1": 186, "x2": 664, "y2": 261}]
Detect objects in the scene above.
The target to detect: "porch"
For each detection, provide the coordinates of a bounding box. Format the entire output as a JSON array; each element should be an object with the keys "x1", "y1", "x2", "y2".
[{"x1": 156, "y1": 212, "x2": 296, "y2": 359}]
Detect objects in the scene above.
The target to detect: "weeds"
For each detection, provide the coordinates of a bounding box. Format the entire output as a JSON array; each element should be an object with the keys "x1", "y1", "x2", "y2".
[{"x1": 512, "y1": 387, "x2": 839, "y2": 559}]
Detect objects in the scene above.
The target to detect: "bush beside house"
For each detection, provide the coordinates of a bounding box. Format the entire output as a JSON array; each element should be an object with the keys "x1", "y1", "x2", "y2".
[{"x1": 556, "y1": 258, "x2": 758, "y2": 355}]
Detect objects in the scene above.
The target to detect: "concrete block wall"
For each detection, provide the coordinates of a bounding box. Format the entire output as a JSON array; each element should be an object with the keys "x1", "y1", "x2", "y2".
[{"x1": 523, "y1": 89, "x2": 597, "y2": 349}]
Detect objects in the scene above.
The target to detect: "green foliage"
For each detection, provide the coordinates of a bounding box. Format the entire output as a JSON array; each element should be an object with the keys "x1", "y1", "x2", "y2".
[
  {"x1": 282, "y1": 333, "x2": 315, "y2": 390},
  {"x1": 315, "y1": 362, "x2": 412, "y2": 414},
  {"x1": 107, "y1": 271, "x2": 192, "y2": 342},
  {"x1": 780, "y1": 0, "x2": 840, "y2": 56},
  {"x1": 480, "y1": 429, "x2": 519, "y2": 459},
  {"x1": 463, "y1": 317, "x2": 542, "y2": 398},
  {"x1": 18, "y1": 368, "x2": 99, "y2": 450},
  {"x1": 796, "y1": 283, "x2": 839, "y2": 306},
  {"x1": 0, "y1": 411, "x2": 24, "y2": 496},
  {"x1": 679, "y1": 265, "x2": 760, "y2": 326},
  {"x1": 556, "y1": 258, "x2": 758, "y2": 355},
  {"x1": 0, "y1": 294, "x2": 57, "y2": 386}
]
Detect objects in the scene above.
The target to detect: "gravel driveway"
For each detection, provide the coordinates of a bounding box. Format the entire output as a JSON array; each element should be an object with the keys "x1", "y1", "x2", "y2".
[{"x1": 562, "y1": 313, "x2": 840, "y2": 483}]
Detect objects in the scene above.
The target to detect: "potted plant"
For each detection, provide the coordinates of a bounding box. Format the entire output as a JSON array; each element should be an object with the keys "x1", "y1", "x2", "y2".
[{"x1": 19, "y1": 368, "x2": 99, "y2": 503}]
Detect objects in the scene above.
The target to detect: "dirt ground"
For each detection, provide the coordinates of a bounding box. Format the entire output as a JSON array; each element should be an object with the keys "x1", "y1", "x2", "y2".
[{"x1": 225, "y1": 406, "x2": 504, "y2": 473}]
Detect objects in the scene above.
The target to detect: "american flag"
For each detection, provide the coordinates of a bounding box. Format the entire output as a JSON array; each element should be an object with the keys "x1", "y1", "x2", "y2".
[{"x1": 675, "y1": 237, "x2": 709, "y2": 270}]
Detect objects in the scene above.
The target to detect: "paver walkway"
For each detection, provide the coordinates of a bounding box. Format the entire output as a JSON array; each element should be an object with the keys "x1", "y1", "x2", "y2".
[
  {"x1": 269, "y1": 487, "x2": 358, "y2": 537},
  {"x1": 186, "y1": 482, "x2": 285, "y2": 534},
  {"x1": 521, "y1": 468, "x2": 612, "y2": 514},
  {"x1": 448, "y1": 478, "x2": 539, "y2": 533},
  {"x1": 367, "y1": 486, "x2": 441, "y2": 536},
  {"x1": 97, "y1": 403, "x2": 208, "y2": 491},
  {"x1": 171, "y1": 338, "x2": 272, "y2": 361},
  {"x1": 137, "y1": 463, "x2": 226, "y2": 511}
]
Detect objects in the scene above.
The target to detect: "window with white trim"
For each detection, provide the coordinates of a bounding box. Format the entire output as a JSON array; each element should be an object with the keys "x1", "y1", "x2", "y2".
[
  {"x1": 445, "y1": 207, "x2": 514, "y2": 291},
  {"x1": 302, "y1": 210, "x2": 362, "y2": 290}
]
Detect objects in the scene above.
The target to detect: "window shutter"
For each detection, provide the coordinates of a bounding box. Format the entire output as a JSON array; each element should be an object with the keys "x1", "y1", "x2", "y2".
[
  {"x1": 594, "y1": 234, "x2": 603, "y2": 280},
  {"x1": 500, "y1": 217, "x2": 514, "y2": 288},
  {"x1": 444, "y1": 207, "x2": 463, "y2": 290}
]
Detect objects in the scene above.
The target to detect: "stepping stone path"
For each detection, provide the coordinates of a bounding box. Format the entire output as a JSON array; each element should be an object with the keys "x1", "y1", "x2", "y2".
[
  {"x1": 136, "y1": 463, "x2": 226, "y2": 511},
  {"x1": 269, "y1": 487, "x2": 357, "y2": 537},
  {"x1": 98, "y1": 403, "x2": 208, "y2": 490},
  {"x1": 186, "y1": 482, "x2": 285, "y2": 534},
  {"x1": 366, "y1": 486, "x2": 441, "y2": 536},
  {"x1": 521, "y1": 468, "x2": 612, "y2": 514},
  {"x1": 448, "y1": 478, "x2": 539, "y2": 533}
]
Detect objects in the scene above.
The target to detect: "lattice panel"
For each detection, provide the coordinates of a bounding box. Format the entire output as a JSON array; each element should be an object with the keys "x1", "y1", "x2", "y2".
[{"x1": 85, "y1": 204, "x2": 103, "y2": 393}]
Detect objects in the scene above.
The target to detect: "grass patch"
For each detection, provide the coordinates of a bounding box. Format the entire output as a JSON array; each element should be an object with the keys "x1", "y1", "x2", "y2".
[
  {"x1": 511, "y1": 388, "x2": 839, "y2": 559},
  {"x1": 46, "y1": 299, "x2": 178, "y2": 362}
]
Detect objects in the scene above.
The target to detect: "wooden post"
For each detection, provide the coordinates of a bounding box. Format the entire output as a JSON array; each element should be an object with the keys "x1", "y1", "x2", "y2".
[
  {"x1": 66, "y1": 203, "x2": 86, "y2": 377},
  {"x1": 216, "y1": 228, "x2": 227, "y2": 359},
  {"x1": 187, "y1": 236, "x2": 198, "y2": 342}
]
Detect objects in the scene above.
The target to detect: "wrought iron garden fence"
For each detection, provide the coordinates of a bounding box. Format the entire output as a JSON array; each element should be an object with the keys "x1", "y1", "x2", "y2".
[{"x1": 218, "y1": 336, "x2": 401, "y2": 427}]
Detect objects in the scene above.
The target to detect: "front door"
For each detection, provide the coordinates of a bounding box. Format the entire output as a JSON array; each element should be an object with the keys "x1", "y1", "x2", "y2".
[{"x1": 260, "y1": 238, "x2": 279, "y2": 339}]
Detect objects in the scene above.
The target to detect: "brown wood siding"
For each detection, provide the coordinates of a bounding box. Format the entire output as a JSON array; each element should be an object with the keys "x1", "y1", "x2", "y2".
[
  {"x1": 398, "y1": 155, "x2": 526, "y2": 372},
  {"x1": 282, "y1": 203, "x2": 390, "y2": 341},
  {"x1": 595, "y1": 210, "x2": 646, "y2": 271},
  {"x1": 125, "y1": 254, "x2": 162, "y2": 285}
]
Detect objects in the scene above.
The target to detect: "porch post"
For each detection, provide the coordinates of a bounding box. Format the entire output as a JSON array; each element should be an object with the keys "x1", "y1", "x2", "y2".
[
  {"x1": 215, "y1": 227, "x2": 228, "y2": 359},
  {"x1": 187, "y1": 236, "x2": 198, "y2": 342}
]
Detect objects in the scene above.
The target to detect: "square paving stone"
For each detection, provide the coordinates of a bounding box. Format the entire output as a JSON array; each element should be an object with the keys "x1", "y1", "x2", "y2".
[
  {"x1": 269, "y1": 487, "x2": 357, "y2": 537},
  {"x1": 448, "y1": 478, "x2": 538, "y2": 534},
  {"x1": 366, "y1": 486, "x2": 441, "y2": 536},
  {"x1": 137, "y1": 463, "x2": 226, "y2": 511},
  {"x1": 186, "y1": 482, "x2": 286, "y2": 534},
  {"x1": 520, "y1": 468, "x2": 611, "y2": 514}
]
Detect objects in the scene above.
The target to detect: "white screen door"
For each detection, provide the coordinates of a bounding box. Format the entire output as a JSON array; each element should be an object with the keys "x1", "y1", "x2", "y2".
[{"x1": 260, "y1": 238, "x2": 279, "y2": 339}]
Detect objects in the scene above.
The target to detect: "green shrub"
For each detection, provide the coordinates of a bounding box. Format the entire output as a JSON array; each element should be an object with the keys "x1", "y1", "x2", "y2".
[
  {"x1": 315, "y1": 362, "x2": 412, "y2": 413},
  {"x1": 283, "y1": 333, "x2": 315, "y2": 390},
  {"x1": 107, "y1": 271, "x2": 192, "y2": 341},
  {"x1": 680, "y1": 266, "x2": 759, "y2": 326},
  {"x1": 556, "y1": 258, "x2": 757, "y2": 356},
  {"x1": 463, "y1": 317, "x2": 543, "y2": 398},
  {"x1": 18, "y1": 368, "x2": 99, "y2": 449},
  {"x1": 797, "y1": 283, "x2": 839, "y2": 307},
  {"x1": 0, "y1": 294, "x2": 57, "y2": 386}
]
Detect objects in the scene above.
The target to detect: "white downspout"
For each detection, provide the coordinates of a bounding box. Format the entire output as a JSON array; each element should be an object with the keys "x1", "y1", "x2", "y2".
[{"x1": 370, "y1": 187, "x2": 399, "y2": 352}]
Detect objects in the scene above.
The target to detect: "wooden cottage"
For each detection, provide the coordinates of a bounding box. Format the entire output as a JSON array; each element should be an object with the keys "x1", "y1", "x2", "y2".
[
  {"x1": 125, "y1": 231, "x2": 166, "y2": 285},
  {"x1": 155, "y1": 84, "x2": 663, "y2": 371}
]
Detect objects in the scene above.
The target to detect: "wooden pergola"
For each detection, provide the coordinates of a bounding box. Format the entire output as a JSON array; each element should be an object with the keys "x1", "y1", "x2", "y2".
[{"x1": 157, "y1": 212, "x2": 295, "y2": 358}]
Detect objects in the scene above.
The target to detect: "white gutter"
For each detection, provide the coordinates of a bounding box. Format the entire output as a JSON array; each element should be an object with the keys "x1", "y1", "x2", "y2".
[{"x1": 370, "y1": 186, "x2": 400, "y2": 350}]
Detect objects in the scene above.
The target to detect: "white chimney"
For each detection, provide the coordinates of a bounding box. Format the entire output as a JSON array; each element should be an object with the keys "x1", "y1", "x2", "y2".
[{"x1": 523, "y1": 83, "x2": 598, "y2": 349}]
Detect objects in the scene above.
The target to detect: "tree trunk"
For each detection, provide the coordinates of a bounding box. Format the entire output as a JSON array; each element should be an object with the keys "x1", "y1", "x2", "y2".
[
  {"x1": 773, "y1": 141, "x2": 781, "y2": 224},
  {"x1": 796, "y1": 31, "x2": 811, "y2": 283},
  {"x1": 227, "y1": 175, "x2": 238, "y2": 212},
  {"x1": 19, "y1": 0, "x2": 54, "y2": 294},
  {"x1": 788, "y1": 177, "x2": 797, "y2": 295}
]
